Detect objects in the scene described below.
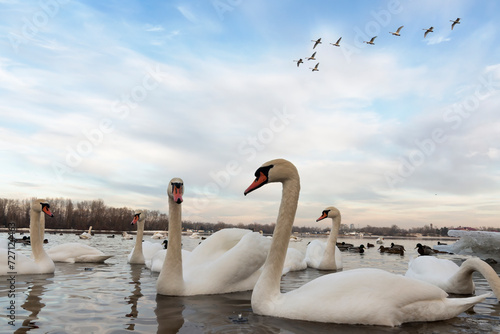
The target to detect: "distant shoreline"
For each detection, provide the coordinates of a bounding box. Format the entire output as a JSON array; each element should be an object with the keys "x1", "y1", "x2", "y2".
[{"x1": 0, "y1": 227, "x2": 460, "y2": 240}]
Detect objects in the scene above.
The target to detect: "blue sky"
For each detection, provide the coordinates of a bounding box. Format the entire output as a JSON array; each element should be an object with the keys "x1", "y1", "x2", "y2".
[{"x1": 1, "y1": 0, "x2": 499, "y2": 229}]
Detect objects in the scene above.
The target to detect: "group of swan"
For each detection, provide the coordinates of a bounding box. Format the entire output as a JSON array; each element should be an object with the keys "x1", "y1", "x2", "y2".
[
  {"x1": 242, "y1": 158, "x2": 492, "y2": 326},
  {"x1": 3, "y1": 159, "x2": 499, "y2": 327},
  {"x1": 155, "y1": 178, "x2": 271, "y2": 295}
]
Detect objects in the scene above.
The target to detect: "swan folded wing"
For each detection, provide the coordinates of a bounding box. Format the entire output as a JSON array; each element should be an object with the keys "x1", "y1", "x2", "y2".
[
  {"x1": 267, "y1": 268, "x2": 485, "y2": 326},
  {"x1": 405, "y1": 256, "x2": 462, "y2": 289},
  {"x1": 141, "y1": 241, "x2": 164, "y2": 261},
  {"x1": 148, "y1": 249, "x2": 191, "y2": 272},
  {"x1": 185, "y1": 228, "x2": 253, "y2": 267},
  {"x1": 183, "y1": 232, "x2": 271, "y2": 293},
  {"x1": 47, "y1": 243, "x2": 109, "y2": 263},
  {"x1": 283, "y1": 248, "x2": 307, "y2": 274},
  {"x1": 305, "y1": 240, "x2": 325, "y2": 268}
]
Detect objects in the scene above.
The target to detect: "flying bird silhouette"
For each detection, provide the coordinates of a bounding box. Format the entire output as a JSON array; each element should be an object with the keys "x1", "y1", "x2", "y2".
[
  {"x1": 364, "y1": 36, "x2": 377, "y2": 45},
  {"x1": 293, "y1": 58, "x2": 304, "y2": 67},
  {"x1": 330, "y1": 37, "x2": 342, "y2": 47},
  {"x1": 390, "y1": 26, "x2": 404, "y2": 36},
  {"x1": 450, "y1": 18, "x2": 461, "y2": 30},
  {"x1": 423, "y1": 26, "x2": 434, "y2": 38},
  {"x1": 312, "y1": 38, "x2": 322, "y2": 49},
  {"x1": 306, "y1": 52, "x2": 316, "y2": 61},
  {"x1": 310, "y1": 63, "x2": 319, "y2": 72}
]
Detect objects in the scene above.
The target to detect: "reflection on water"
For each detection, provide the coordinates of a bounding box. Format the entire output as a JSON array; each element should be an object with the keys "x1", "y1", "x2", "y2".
[
  {"x1": 0, "y1": 235, "x2": 499, "y2": 333},
  {"x1": 15, "y1": 275, "x2": 52, "y2": 333}
]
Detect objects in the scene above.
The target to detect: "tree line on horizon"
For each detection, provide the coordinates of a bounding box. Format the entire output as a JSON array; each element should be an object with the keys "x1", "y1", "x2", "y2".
[{"x1": 0, "y1": 198, "x2": 497, "y2": 236}]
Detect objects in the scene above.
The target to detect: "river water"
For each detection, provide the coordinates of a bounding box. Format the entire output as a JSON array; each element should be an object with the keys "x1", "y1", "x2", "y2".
[{"x1": 1, "y1": 234, "x2": 499, "y2": 333}]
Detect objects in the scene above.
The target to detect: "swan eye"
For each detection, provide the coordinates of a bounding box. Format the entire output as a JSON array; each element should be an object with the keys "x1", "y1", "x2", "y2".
[{"x1": 254, "y1": 164, "x2": 274, "y2": 178}]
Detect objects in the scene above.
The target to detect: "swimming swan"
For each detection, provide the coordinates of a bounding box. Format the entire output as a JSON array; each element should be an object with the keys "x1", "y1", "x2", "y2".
[
  {"x1": 79, "y1": 226, "x2": 92, "y2": 239},
  {"x1": 47, "y1": 243, "x2": 112, "y2": 263},
  {"x1": 305, "y1": 206, "x2": 343, "y2": 270},
  {"x1": 405, "y1": 256, "x2": 500, "y2": 300},
  {"x1": 243, "y1": 159, "x2": 489, "y2": 326},
  {"x1": 283, "y1": 248, "x2": 307, "y2": 274},
  {"x1": 156, "y1": 178, "x2": 271, "y2": 296},
  {"x1": 0, "y1": 199, "x2": 55, "y2": 276},
  {"x1": 128, "y1": 210, "x2": 163, "y2": 264}
]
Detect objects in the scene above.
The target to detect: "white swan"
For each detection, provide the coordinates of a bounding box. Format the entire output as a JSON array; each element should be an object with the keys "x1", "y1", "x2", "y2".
[
  {"x1": 122, "y1": 231, "x2": 133, "y2": 240},
  {"x1": 79, "y1": 226, "x2": 92, "y2": 239},
  {"x1": 46, "y1": 243, "x2": 112, "y2": 263},
  {"x1": 146, "y1": 248, "x2": 192, "y2": 273},
  {"x1": 156, "y1": 178, "x2": 271, "y2": 296},
  {"x1": 305, "y1": 206, "x2": 342, "y2": 270},
  {"x1": 0, "y1": 199, "x2": 55, "y2": 276},
  {"x1": 405, "y1": 256, "x2": 500, "y2": 299},
  {"x1": 243, "y1": 159, "x2": 489, "y2": 326},
  {"x1": 283, "y1": 248, "x2": 307, "y2": 274},
  {"x1": 151, "y1": 231, "x2": 165, "y2": 239},
  {"x1": 128, "y1": 210, "x2": 163, "y2": 265}
]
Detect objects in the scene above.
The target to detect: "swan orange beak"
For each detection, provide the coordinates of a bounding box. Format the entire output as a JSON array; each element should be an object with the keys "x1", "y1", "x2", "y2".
[
  {"x1": 316, "y1": 212, "x2": 328, "y2": 222},
  {"x1": 131, "y1": 214, "x2": 139, "y2": 225},
  {"x1": 244, "y1": 171, "x2": 268, "y2": 196},
  {"x1": 173, "y1": 186, "x2": 183, "y2": 204},
  {"x1": 42, "y1": 205, "x2": 54, "y2": 217}
]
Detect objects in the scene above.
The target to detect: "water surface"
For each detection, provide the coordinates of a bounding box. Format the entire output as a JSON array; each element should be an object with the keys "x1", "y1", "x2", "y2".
[{"x1": 1, "y1": 234, "x2": 499, "y2": 333}]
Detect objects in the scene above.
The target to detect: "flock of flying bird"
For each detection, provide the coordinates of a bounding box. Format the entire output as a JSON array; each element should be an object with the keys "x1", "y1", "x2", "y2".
[{"x1": 294, "y1": 18, "x2": 462, "y2": 72}]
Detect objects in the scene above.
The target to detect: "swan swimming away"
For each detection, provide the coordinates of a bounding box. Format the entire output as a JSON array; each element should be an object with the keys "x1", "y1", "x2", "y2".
[
  {"x1": 405, "y1": 256, "x2": 500, "y2": 299},
  {"x1": 128, "y1": 210, "x2": 163, "y2": 265},
  {"x1": 243, "y1": 159, "x2": 489, "y2": 326},
  {"x1": 305, "y1": 207, "x2": 343, "y2": 270},
  {"x1": 79, "y1": 226, "x2": 92, "y2": 239},
  {"x1": 0, "y1": 199, "x2": 55, "y2": 276},
  {"x1": 156, "y1": 178, "x2": 271, "y2": 296}
]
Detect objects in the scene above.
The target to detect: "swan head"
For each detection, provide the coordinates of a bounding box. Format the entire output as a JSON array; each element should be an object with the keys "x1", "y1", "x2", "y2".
[
  {"x1": 244, "y1": 159, "x2": 298, "y2": 195},
  {"x1": 167, "y1": 177, "x2": 184, "y2": 204},
  {"x1": 131, "y1": 210, "x2": 144, "y2": 225},
  {"x1": 316, "y1": 206, "x2": 340, "y2": 222},
  {"x1": 31, "y1": 198, "x2": 54, "y2": 217}
]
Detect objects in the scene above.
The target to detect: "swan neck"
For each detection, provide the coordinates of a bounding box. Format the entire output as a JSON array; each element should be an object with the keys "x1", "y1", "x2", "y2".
[
  {"x1": 158, "y1": 196, "x2": 184, "y2": 293},
  {"x1": 254, "y1": 177, "x2": 300, "y2": 300},
  {"x1": 322, "y1": 215, "x2": 340, "y2": 267},
  {"x1": 30, "y1": 207, "x2": 48, "y2": 263},
  {"x1": 134, "y1": 220, "x2": 144, "y2": 252},
  {"x1": 457, "y1": 258, "x2": 500, "y2": 299}
]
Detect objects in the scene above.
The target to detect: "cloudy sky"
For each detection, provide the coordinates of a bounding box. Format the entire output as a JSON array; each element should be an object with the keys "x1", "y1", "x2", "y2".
[{"x1": 1, "y1": 0, "x2": 499, "y2": 229}]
